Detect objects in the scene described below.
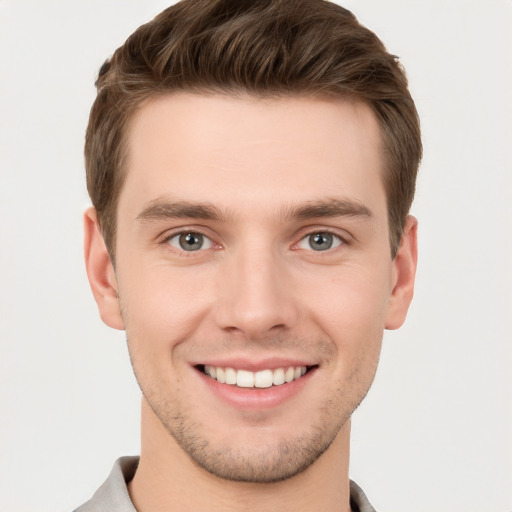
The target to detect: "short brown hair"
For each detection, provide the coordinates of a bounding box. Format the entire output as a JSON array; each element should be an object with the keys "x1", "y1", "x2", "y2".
[{"x1": 85, "y1": 0, "x2": 421, "y2": 259}]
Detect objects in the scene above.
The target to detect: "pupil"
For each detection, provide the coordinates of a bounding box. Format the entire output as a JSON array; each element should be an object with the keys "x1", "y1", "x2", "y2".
[
  {"x1": 310, "y1": 232, "x2": 332, "y2": 251},
  {"x1": 179, "y1": 233, "x2": 202, "y2": 251}
]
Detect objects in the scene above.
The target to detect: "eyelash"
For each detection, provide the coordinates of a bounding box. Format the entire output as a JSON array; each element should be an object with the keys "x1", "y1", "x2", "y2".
[
  {"x1": 294, "y1": 229, "x2": 347, "y2": 252},
  {"x1": 160, "y1": 228, "x2": 349, "y2": 254},
  {"x1": 162, "y1": 230, "x2": 217, "y2": 256}
]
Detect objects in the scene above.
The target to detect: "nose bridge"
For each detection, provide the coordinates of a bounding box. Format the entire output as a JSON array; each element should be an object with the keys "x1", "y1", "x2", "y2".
[{"x1": 214, "y1": 238, "x2": 298, "y2": 338}]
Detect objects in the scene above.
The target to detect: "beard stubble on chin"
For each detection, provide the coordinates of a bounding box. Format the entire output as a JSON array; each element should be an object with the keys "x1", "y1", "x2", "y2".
[
  {"x1": 141, "y1": 383, "x2": 362, "y2": 484},
  {"x1": 148, "y1": 401, "x2": 346, "y2": 483},
  {"x1": 126, "y1": 331, "x2": 377, "y2": 484}
]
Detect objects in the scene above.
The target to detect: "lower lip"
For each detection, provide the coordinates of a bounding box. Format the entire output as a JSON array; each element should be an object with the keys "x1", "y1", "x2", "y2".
[{"x1": 196, "y1": 368, "x2": 315, "y2": 410}]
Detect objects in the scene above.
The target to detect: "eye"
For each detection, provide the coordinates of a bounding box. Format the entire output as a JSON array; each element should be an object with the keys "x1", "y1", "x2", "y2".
[
  {"x1": 167, "y1": 232, "x2": 213, "y2": 252},
  {"x1": 297, "y1": 231, "x2": 344, "y2": 251}
]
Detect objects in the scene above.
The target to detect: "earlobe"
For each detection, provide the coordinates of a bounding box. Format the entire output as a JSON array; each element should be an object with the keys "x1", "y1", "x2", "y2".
[
  {"x1": 385, "y1": 215, "x2": 418, "y2": 330},
  {"x1": 83, "y1": 207, "x2": 125, "y2": 330}
]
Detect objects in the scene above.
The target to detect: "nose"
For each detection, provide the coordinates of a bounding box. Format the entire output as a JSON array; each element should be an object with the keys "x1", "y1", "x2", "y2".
[{"x1": 213, "y1": 244, "x2": 299, "y2": 339}]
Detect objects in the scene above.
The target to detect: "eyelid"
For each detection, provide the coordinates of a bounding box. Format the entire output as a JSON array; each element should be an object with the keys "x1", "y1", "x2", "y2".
[
  {"x1": 159, "y1": 226, "x2": 221, "y2": 251},
  {"x1": 292, "y1": 227, "x2": 351, "y2": 251},
  {"x1": 157, "y1": 224, "x2": 351, "y2": 252},
  {"x1": 167, "y1": 232, "x2": 213, "y2": 251}
]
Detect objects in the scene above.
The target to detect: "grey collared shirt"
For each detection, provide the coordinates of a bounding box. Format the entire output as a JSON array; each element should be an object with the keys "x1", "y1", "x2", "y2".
[{"x1": 74, "y1": 456, "x2": 377, "y2": 512}]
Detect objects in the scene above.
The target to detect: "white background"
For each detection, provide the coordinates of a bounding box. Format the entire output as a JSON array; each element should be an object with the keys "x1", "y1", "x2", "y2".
[{"x1": 0, "y1": 1, "x2": 510, "y2": 511}]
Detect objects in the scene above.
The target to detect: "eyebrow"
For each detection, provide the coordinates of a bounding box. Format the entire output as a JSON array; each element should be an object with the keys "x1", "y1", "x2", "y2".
[
  {"x1": 136, "y1": 200, "x2": 226, "y2": 222},
  {"x1": 281, "y1": 198, "x2": 374, "y2": 221},
  {"x1": 136, "y1": 197, "x2": 373, "y2": 224}
]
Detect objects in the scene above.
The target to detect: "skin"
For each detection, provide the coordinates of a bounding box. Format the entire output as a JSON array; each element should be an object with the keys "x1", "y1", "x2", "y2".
[{"x1": 84, "y1": 93, "x2": 417, "y2": 512}]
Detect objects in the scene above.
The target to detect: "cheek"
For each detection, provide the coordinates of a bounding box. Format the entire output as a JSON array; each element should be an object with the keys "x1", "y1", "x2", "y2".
[
  {"x1": 302, "y1": 265, "x2": 390, "y2": 374},
  {"x1": 305, "y1": 264, "x2": 391, "y2": 331},
  {"x1": 118, "y1": 265, "x2": 214, "y2": 355}
]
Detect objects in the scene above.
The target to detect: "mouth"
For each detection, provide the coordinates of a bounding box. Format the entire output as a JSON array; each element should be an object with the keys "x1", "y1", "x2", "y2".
[{"x1": 197, "y1": 364, "x2": 316, "y2": 389}]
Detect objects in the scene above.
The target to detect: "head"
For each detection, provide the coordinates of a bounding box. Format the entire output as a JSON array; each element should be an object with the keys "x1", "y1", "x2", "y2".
[
  {"x1": 85, "y1": 0, "x2": 421, "y2": 262},
  {"x1": 84, "y1": 0, "x2": 420, "y2": 485}
]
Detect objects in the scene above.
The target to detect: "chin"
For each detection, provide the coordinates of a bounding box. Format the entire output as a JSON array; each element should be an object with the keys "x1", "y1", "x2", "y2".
[{"x1": 149, "y1": 394, "x2": 351, "y2": 484}]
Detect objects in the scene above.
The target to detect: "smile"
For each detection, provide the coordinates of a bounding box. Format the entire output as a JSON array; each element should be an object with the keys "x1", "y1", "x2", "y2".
[{"x1": 201, "y1": 365, "x2": 309, "y2": 388}]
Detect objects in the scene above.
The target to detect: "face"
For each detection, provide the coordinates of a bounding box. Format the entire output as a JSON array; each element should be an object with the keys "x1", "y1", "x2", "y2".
[{"x1": 86, "y1": 93, "x2": 417, "y2": 483}]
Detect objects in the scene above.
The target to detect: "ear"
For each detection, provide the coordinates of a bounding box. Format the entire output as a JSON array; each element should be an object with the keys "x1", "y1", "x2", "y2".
[
  {"x1": 84, "y1": 207, "x2": 125, "y2": 330},
  {"x1": 385, "y1": 215, "x2": 418, "y2": 330}
]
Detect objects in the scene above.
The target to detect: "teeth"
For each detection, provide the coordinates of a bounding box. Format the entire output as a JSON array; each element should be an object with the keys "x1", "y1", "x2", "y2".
[
  {"x1": 254, "y1": 369, "x2": 273, "y2": 388},
  {"x1": 225, "y1": 367, "x2": 237, "y2": 385},
  {"x1": 203, "y1": 365, "x2": 308, "y2": 388},
  {"x1": 273, "y1": 368, "x2": 285, "y2": 385},
  {"x1": 284, "y1": 367, "x2": 295, "y2": 383},
  {"x1": 216, "y1": 367, "x2": 225, "y2": 383},
  {"x1": 237, "y1": 370, "x2": 254, "y2": 388}
]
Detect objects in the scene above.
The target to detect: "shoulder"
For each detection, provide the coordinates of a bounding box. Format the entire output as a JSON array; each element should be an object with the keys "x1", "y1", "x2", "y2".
[
  {"x1": 350, "y1": 480, "x2": 377, "y2": 512},
  {"x1": 73, "y1": 457, "x2": 139, "y2": 512}
]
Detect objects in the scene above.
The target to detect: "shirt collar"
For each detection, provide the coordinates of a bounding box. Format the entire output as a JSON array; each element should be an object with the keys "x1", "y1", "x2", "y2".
[{"x1": 75, "y1": 456, "x2": 376, "y2": 512}]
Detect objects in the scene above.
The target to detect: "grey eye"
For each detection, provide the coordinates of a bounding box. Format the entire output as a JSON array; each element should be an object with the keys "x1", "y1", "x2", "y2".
[
  {"x1": 168, "y1": 232, "x2": 213, "y2": 251},
  {"x1": 297, "y1": 232, "x2": 343, "y2": 251}
]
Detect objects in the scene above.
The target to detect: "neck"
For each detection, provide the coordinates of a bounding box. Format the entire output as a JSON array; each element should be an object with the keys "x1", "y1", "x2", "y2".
[{"x1": 128, "y1": 399, "x2": 353, "y2": 512}]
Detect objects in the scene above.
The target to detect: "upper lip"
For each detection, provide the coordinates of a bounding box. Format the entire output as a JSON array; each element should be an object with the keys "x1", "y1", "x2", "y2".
[{"x1": 192, "y1": 357, "x2": 317, "y2": 372}]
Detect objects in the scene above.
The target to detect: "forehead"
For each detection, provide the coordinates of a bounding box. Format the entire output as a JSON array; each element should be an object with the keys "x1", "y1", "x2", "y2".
[{"x1": 120, "y1": 92, "x2": 386, "y2": 221}]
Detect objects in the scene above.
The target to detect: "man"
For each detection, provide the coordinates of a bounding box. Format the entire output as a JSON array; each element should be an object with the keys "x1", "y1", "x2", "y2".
[{"x1": 77, "y1": 0, "x2": 421, "y2": 510}]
